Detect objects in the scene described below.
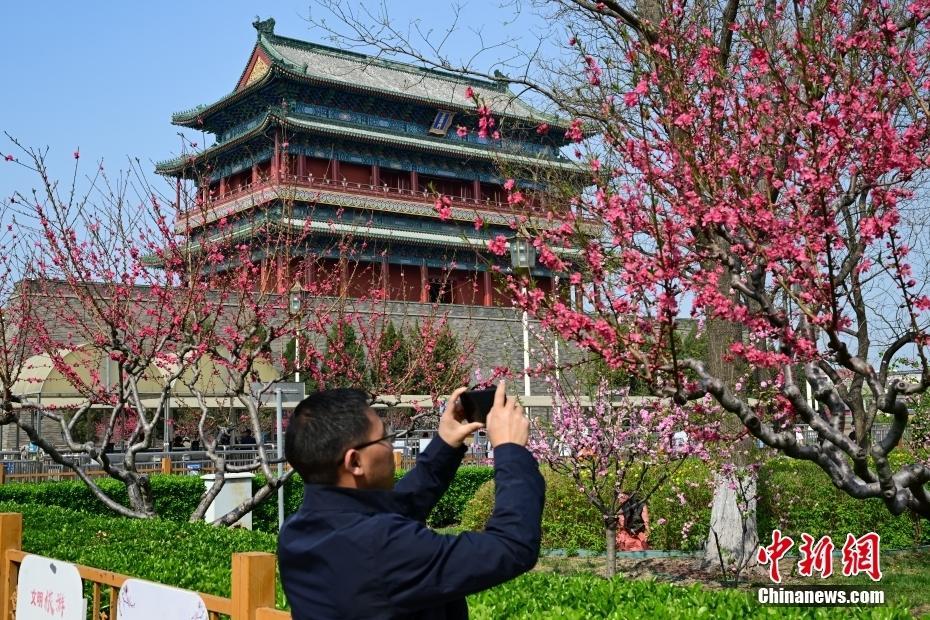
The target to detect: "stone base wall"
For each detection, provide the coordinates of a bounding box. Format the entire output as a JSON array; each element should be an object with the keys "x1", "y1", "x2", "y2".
[{"x1": 10, "y1": 280, "x2": 584, "y2": 450}]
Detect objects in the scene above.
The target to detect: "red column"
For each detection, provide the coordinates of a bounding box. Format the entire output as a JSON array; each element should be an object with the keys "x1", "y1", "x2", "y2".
[
  {"x1": 371, "y1": 164, "x2": 380, "y2": 188},
  {"x1": 259, "y1": 259, "x2": 269, "y2": 293},
  {"x1": 483, "y1": 271, "x2": 492, "y2": 307},
  {"x1": 340, "y1": 258, "x2": 348, "y2": 296},
  {"x1": 305, "y1": 257, "x2": 315, "y2": 289},
  {"x1": 272, "y1": 130, "x2": 280, "y2": 180},
  {"x1": 410, "y1": 171, "x2": 419, "y2": 193},
  {"x1": 381, "y1": 256, "x2": 389, "y2": 296},
  {"x1": 276, "y1": 255, "x2": 287, "y2": 294},
  {"x1": 298, "y1": 154, "x2": 306, "y2": 180},
  {"x1": 219, "y1": 177, "x2": 226, "y2": 197},
  {"x1": 252, "y1": 163, "x2": 259, "y2": 185},
  {"x1": 473, "y1": 179, "x2": 482, "y2": 202},
  {"x1": 420, "y1": 261, "x2": 428, "y2": 303},
  {"x1": 175, "y1": 178, "x2": 181, "y2": 210},
  {"x1": 331, "y1": 159, "x2": 341, "y2": 182}
]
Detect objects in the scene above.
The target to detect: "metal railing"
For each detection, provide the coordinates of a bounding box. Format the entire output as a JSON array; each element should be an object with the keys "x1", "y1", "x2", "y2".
[{"x1": 0, "y1": 446, "x2": 282, "y2": 483}]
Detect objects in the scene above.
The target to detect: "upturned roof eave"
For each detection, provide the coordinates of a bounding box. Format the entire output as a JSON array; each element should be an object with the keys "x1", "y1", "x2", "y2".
[
  {"x1": 157, "y1": 112, "x2": 582, "y2": 176},
  {"x1": 170, "y1": 47, "x2": 575, "y2": 132}
]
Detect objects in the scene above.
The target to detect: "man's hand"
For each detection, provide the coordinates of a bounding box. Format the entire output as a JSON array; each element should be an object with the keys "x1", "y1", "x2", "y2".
[
  {"x1": 437, "y1": 386, "x2": 484, "y2": 448},
  {"x1": 486, "y1": 381, "x2": 529, "y2": 448}
]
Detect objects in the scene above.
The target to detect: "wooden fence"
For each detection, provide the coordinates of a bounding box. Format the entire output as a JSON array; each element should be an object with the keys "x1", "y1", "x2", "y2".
[{"x1": 0, "y1": 513, "x2": 291, "y2": 620}]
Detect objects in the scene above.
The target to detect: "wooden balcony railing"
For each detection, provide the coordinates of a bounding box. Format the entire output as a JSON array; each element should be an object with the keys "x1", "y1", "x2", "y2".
[{"x1": 210, "y1": 175, "x2": 507, "y2": 211}]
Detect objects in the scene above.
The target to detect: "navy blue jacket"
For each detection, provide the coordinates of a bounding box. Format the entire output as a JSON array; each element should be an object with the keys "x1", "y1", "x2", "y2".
[{"x1": 278, "y1": 437, "x2": 545, "y2": 619}]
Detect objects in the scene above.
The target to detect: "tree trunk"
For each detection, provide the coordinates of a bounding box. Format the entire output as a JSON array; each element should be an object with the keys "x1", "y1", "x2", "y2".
[
  {"x1": 703, "y1": 472, "x2": 758, "y2": 570},
  {"x1": 605, "y1": 519, "x2": 618, "y2": 578},
  {"x1": 126, "y1": 476, "x2": 156, "y2": 517}
]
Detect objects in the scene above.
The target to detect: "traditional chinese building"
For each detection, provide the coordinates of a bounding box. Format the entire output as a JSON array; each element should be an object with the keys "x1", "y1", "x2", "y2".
[{"x1": 155, "y1": 18, "x2": 579, "y2": 305}]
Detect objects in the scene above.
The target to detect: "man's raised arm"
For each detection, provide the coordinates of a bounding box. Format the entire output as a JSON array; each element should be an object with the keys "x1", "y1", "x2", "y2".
[{"x1": 393, "y1": 386, "x2": 483, "y2": 521}]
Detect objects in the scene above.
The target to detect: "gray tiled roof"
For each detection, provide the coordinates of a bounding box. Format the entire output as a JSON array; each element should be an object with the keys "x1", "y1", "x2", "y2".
[{"x1": 263, "y1": 36, "x2": 544, "y2": 122}]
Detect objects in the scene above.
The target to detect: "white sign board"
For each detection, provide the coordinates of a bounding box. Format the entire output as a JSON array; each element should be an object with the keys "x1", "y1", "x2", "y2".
[
  {"x1": 117, "y1": 579, "x2": 207, "y2": 620},
  {"x1": 251, "y1": 382, "x2": 305, "y2": 406},
  {"x1": 16, "y1": 555, "x2": 85, "y2": 620}
]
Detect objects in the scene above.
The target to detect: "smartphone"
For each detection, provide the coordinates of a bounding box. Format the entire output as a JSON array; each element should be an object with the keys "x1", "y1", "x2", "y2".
[{"x1": 459, "y1": 388, "x2": 500, "y2": 424}]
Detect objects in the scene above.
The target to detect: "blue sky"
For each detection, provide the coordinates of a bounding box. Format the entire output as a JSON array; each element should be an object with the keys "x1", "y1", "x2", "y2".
[{"x1": 1, "y1": 2, "x2": 559, "y2": 207}]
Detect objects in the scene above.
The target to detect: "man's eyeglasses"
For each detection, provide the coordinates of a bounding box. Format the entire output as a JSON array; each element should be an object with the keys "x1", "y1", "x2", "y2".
[{"x1": 346, "y1": 430, "x2": 407, "y2": 453}]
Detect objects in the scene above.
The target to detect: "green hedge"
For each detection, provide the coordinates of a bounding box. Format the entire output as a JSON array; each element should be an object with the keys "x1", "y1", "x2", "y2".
[
  {"x1": 462, "y1": 467, "x2": 604, "y2": 552},
  {"x1": 0, "y1": 475, "x2": 205, "y2": 521},
  {"x1": 0, "y1": 466, "x2": 493, "y2": 531},
  {"x1": 757, "y1": 456, "x2": 930, "y2": 549},
  {"x1": 468, "y1": 572, "x2": 909, "y2": 619},
  {"x1": 461, "y1": 462, "x2": 713, "y2": 552},
  {"x1": 1, "y1": 501, "x2": 914, "y2": 618},
  {"x1": 3, "y1": 501, "x2": 279, "y2": 602}
]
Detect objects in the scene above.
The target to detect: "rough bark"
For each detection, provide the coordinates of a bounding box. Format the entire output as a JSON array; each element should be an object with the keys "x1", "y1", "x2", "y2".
[{"x1": 703, "y1": 473, "x2": 758, "y2": 569}]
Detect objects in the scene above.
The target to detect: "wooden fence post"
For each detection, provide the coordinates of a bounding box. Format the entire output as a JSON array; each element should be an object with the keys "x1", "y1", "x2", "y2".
[
  {"x1": 161, "y1": 457, "x2": 172, "y2": 475},
  {"x1": 231, "y1": 552, "x2": 276, "y2": 620},
  {"x1": 0, "y1": 513, "x2": 22, "y2": 620}
]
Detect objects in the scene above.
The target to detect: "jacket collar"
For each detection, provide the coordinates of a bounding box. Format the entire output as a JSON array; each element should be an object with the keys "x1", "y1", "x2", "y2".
[{"x1": 301, "y1": 483, "x2": 414, "y2": 516}]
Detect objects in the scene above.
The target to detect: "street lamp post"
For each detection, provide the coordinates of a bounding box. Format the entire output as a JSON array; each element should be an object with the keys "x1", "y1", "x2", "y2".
[
  {"x1": 289, "y1": 282, "x2": 303, "y2": 383},
  {"x1": 509, "y1": 238, "x2": 536, "y2": 401}
]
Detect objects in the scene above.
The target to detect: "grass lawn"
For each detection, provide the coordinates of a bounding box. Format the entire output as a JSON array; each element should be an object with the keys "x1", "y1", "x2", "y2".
[
  {"x1": 525, "y1": 549, "x2": 930, "y2": 619},
  {"x1": 433, "y1": 523, "x2": 930, "y2": 616}
]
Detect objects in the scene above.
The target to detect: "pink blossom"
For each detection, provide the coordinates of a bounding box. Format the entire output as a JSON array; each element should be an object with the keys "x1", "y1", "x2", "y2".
[
  {"x1": 464, "y1": 86, "x2": 474, "y2": 99},
  {"x1": 565, "y1": 119, "x2": 584, "y2": 142},
  {"x1": 487, "y1": 235, "x2": 508, "y2": 255},
  {"x1": 433, "y1": 195, "x2": 453, "y2": 220},
  {"x1": 456, "y1": 125, "x2": 468, "y2": 138}
]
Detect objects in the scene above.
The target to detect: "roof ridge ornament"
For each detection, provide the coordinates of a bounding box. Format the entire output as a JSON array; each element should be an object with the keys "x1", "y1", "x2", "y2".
[{"x1": 253, "y1": 17, "x2": 275, "y2": 38}]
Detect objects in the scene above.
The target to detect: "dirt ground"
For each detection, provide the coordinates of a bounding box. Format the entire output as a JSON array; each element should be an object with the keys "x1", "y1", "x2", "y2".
[{"x1": 534, "y1": 554, "x2": 769, "y2": 586}]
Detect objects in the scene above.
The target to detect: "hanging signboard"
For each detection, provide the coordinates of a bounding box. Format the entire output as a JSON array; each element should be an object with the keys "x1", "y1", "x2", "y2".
[
  {"x1": 15, "y1": 555, "x2": 85, "y2": 620},
  {"x1": 117, "y1": 579, "x2": 208, "y2": 620}
]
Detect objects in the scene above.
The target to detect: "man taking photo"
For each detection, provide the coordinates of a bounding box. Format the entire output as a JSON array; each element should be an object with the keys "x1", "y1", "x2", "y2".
[{"x1": 279, "y1": 382, "x2": 544, "y2": 619}]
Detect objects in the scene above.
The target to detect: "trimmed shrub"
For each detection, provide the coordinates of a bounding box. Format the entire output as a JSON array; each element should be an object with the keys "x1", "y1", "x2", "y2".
[
  {"x1": 642, "y1": 459, "x2": 713, "y2": 552},
  {"x1": 0, "y1": 465, "x2": 492, "y2": 531},
  {"x1": 461, "y1": 467, "x2": 603, "y2": 552},
  {"x1": 253, "y1": 466, "x2": 493, "y2": 530},
  {"x1": 468, "y1": 572, "x2": 911, "y2": 619},
  {"x1": 3, "y1": 501, "x2": 278, "y2": 601},
  {"x1": 461, "y1": 462, "x2": 712, "y2": 552},
  {"x1": 757, "y1": 455, "x2": 930, "y2": 549},
  {"x1": 423, "y1": 466, "x2": 494, "y2": 527},
  {"x1": 0, "y1": 475, "x2": 204, "y2": 521},
  {"x1": 10, "y1": 501, "x2": 908, "y2": 618}
]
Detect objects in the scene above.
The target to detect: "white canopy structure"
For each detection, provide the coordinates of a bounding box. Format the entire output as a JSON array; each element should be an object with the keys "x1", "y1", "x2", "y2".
[
  {"x1": 8, "y1": 345, "x2": 282, "y2": 448},
  {"x1": 12, "y1": 345, "x2": 280, "y2": 409}
]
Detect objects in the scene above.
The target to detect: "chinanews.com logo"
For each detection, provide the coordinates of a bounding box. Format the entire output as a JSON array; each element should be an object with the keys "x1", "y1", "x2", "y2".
[{"x1": 755, "y1": 530, "x2": 885, "y2": 607}]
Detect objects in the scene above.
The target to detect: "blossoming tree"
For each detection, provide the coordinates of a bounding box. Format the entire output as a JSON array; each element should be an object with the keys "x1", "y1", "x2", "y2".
[
  {"x1": 311, "y1": 0, "x2": 930, "y2": 561},
  {"x1": 1, "y1": 140, "x2": 475, "y2": 523},
  {"x1": 529, "y1": 381, "x2": 709, "y2": 576}
]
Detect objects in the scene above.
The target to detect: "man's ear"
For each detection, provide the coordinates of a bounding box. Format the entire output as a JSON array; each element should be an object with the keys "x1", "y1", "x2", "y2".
[{"x1": 343, "y1": 449, "x2": 364, "y2": 476}]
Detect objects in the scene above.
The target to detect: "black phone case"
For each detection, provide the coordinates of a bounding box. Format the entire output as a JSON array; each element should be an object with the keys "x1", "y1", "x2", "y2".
[{"x1": 459, "y1": 388, "x2": 498, "y2": 424}]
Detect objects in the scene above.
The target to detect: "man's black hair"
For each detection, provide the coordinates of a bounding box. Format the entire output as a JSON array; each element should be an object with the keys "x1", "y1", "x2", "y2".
[{"x1": 285, "y1": 388, "x2": 374, "y2": 484}]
